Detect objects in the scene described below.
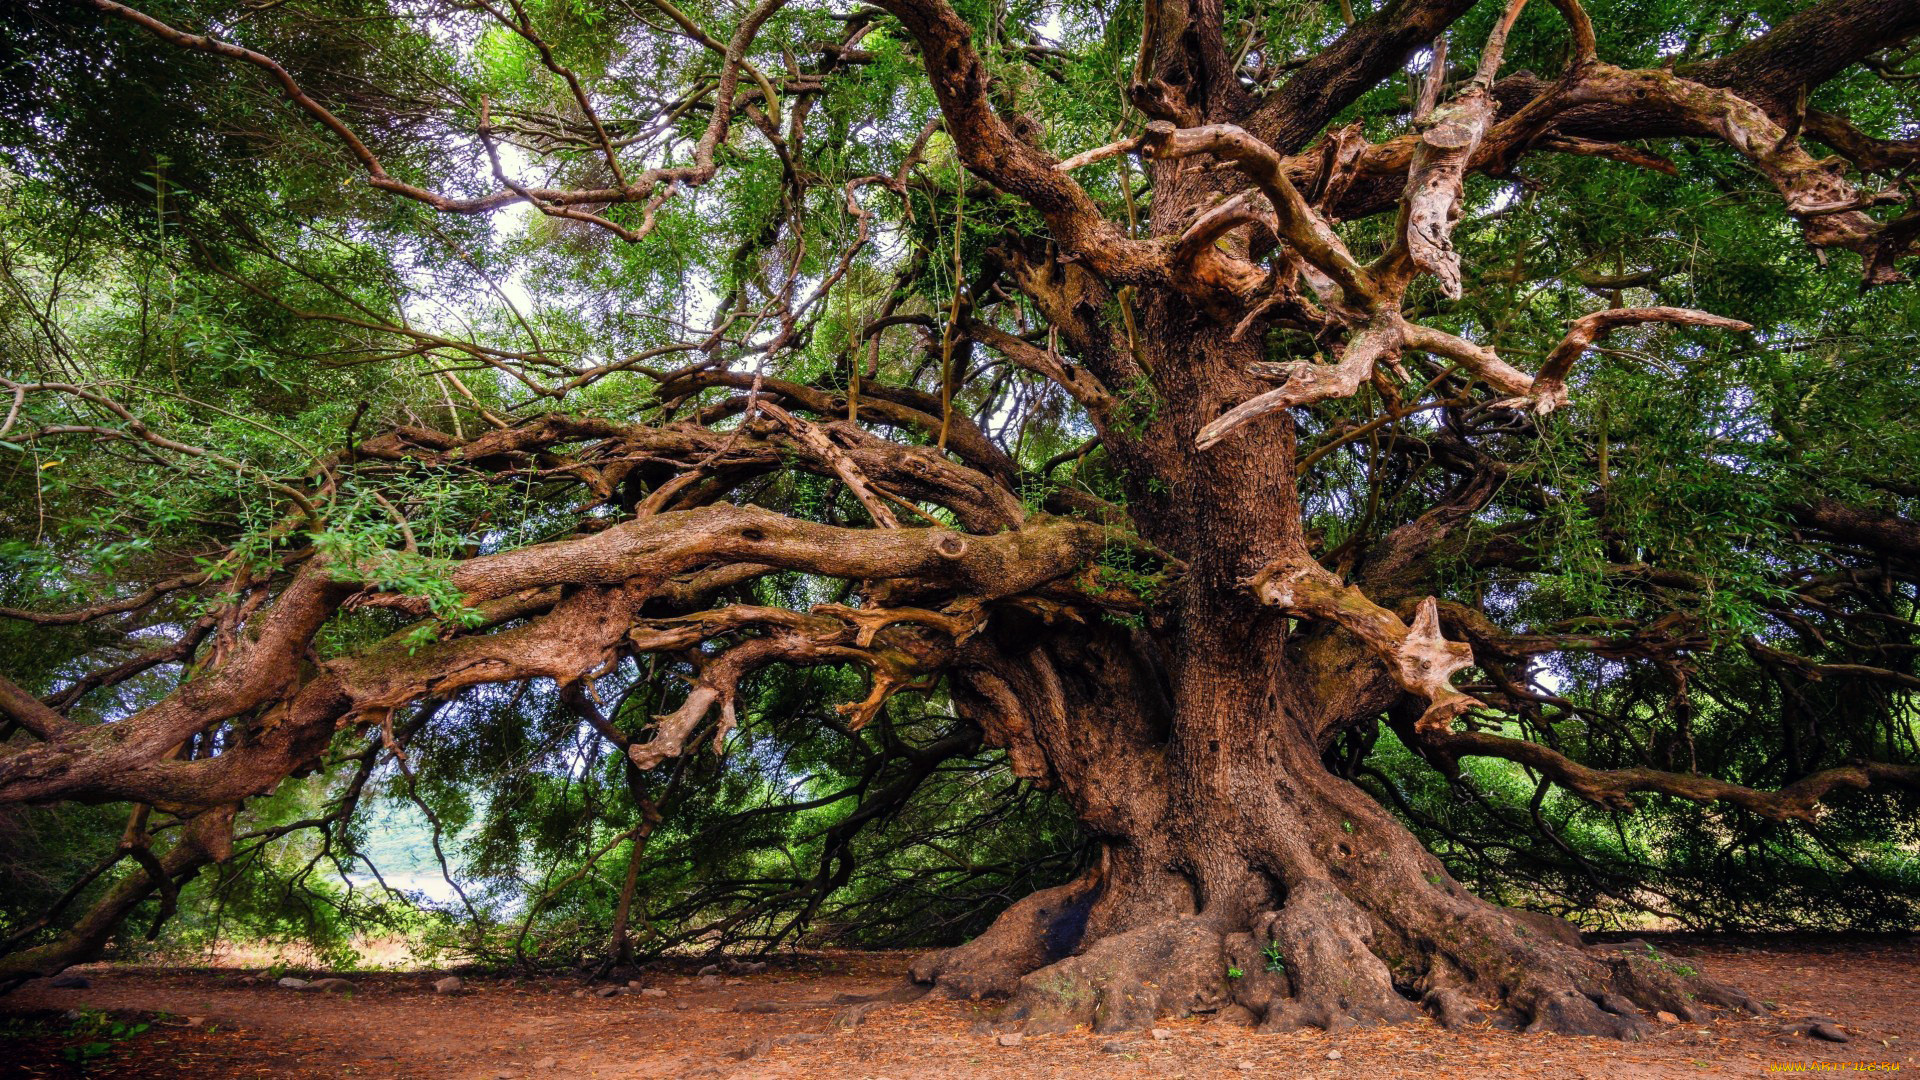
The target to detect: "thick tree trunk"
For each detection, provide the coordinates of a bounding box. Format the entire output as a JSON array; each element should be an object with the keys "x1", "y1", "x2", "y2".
[
  {"x1": 915, "y1": 642, "x2": 1764, "y2": 1034},
  {"x1": 910, "y1": 293, "x2": 1763, "y2": 1037}
]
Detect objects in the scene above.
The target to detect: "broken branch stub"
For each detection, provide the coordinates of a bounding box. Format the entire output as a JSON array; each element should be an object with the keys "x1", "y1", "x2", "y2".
[{"x1": 1249, "y1": 557, "x2": 1483, "y2": 732}]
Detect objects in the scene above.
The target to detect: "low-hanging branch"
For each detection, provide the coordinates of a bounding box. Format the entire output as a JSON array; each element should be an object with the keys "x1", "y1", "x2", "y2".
[{"x1": 3, "y1": 0, "x2": 1917, "y2": 1040}]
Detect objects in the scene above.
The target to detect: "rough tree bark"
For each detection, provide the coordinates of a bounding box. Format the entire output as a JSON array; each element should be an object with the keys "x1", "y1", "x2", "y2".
[
  {"x1": 3, "y1": 0, "x2": 1918, "y2": 1034},
  {"x1": 902, "y1": 291, "x2": 1762, "y2": 1038},
  {"x1": 882, "y1": 0, "x2": 1909, "y2": 1036}
]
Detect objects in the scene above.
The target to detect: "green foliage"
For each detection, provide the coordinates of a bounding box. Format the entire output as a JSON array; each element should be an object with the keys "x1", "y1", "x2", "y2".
[
  {"x1": 0, "y1": 0, "x2": 1914, "y2": 972},
  {"x1": 1356, "y1": 726, "x2": 1920, "y2": 932}
]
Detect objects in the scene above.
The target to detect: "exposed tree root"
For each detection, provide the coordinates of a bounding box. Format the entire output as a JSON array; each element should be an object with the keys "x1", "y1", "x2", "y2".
[
  {"x1": 1246, "y1": 880, "x2": 1419, "y2": 1032},
  {"x1": 0, "y1": 808, "x2": 232, "y2": 994},
  {"x1": 909, "y1": 866, "x2": 1769, "y2": 1040},
  {"x1": 994, "y1": 918, "x2": 1227, "y2": 1034},
  {"x1": 908, "y1": 877, "x2": 1097, "y2": 999}
]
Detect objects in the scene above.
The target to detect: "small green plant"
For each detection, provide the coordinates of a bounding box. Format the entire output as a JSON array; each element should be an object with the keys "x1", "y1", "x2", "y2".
[
  {"x1": 1111, "y1": 373, "x2": 1163, "y2": 439},
  {"x1": 1262, "y1": 941, "x2": 1286, "y2": 974},
  {"x1": 1088, "y1": 538, "x2": 1169, "y2": 604},
  {"x1": 1641, "y1": 942, "x2": 1697, "y2": 978},
  {"x1": 1341, "y1": 819, "x2": 1354, "y2": 833},
  {"x1": 57, "y1": 1010, "x2": 150, "y2": 1069},
  {"x1": 1225, "y1": 965, "x2": 1244, "y2": 979}
]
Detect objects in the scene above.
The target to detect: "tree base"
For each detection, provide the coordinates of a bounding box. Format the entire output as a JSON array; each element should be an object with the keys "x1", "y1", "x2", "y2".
[{"x1": 910, "y1": 873, "x2": 1766, "y2": 1039}]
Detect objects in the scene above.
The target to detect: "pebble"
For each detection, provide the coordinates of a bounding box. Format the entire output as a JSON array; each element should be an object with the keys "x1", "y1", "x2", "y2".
[
  {"x1": 640, "y1": 987, "x2": 668, "y2": 997},
  {"x1": 1327, "y1": 1049, "x2": 1343, "y2": 1060},
  {"x1": 1151, "y1": 1028, "x2": 1172, "y2": 1041},
  {"x1": 532, "y1": 1056, "x2": 558, "y2": 1069},
  {"x1": 996, "y1": 1033, "x2": 1024, "y2": 1047},
  {"x1": 1101, "y1": 1040, "x2": 1132, "y2": 1054},
  {"x1": 1237, "y1": 1062, "x2": 1257, "y2": 1071},
  {"x1": 434, "y1": 976, "x2": 464, "y2": 995},
  {"x1": 276, "y1": 977, "x2": 311, "y2": 990},
  {"x1": 308, "y1": 978, "x2": 356, "y2": 994},
  {"x1": 697, "y1": 975, "x2": 722, "y2": 988},
  {"x1": 594, "y1": 986, "x2": 624, "y2": 998},
  {"x1": 1655, "y1": 1010, "x2": 1679, "y2": 1023},
  {"x1": 697, "y1": 964, "x2": 722, "y2": 976}
]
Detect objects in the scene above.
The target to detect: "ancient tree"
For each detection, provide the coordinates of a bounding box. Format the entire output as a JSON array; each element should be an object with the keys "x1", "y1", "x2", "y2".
[{"x1": 3, "y1": 0, "x2": 1919, "y2": 1037}]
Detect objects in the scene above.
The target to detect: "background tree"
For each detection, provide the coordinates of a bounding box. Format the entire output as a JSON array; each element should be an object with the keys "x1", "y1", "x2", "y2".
[{"x1": 2, "y1": 0, "x2": 1918, "y2": 1039}]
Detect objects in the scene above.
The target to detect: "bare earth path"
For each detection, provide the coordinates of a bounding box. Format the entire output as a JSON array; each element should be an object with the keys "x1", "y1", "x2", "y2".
[{"x1": 2, "y1": 937, "x2": 1914, "y2": 1078}]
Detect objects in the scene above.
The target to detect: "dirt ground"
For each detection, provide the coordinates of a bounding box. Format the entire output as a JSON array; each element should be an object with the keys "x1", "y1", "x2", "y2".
[{"x1": 2, "y1": 936, "x2": 1914, "y2": 1079}]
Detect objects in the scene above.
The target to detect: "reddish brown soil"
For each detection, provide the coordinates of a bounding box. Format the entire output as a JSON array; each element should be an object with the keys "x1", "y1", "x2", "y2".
[{"x1": 2, "y1": 937, "x2": 1914, "y2": 1078}]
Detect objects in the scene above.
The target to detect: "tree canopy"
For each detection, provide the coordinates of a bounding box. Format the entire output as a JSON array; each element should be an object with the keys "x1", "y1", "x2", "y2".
[{"x1": 0, "y1": 0, "x2": 1917, "y2": 1037}]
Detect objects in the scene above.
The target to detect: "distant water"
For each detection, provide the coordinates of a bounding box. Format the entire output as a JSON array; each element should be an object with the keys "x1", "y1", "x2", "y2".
[{"x1": 340, "y1": 799, "x2": 475, "y2": 908}]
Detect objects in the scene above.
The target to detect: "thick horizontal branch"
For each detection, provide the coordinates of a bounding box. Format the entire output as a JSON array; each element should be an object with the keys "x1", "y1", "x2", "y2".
[
  {"x1": 425, "y1": 503, "x2": 1101, "y2": 611},
  {"x1": 1682, "y1": 0, "x2": 1920, "y2": 116},
  {"x1": 0, "y1": 675, "x2": 78, "y2": 741},
  {"x1": 1527, "y1": 307, "x2": 1752, "y2": 409},
  {"x1": 625, "y1": 603, "x2": 965, "y2": 768},
  {"x1": 1249, "y1": 551, "x2": 1481, "y2": 733},
  {"x1": 1422, "y1": 729, "x2": 1920, "y2": 823},
  {"x1": 962, "y1": 318, "x2": 1119, "y2": 425},
  {"x1": 0, "y1": 503, "x2": 1109, "y2": 807},
  {"x1": 1788, "y1": 497, "x2": 1920, "y2": 560}
]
